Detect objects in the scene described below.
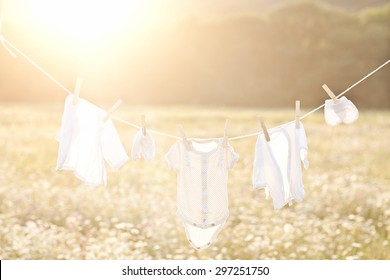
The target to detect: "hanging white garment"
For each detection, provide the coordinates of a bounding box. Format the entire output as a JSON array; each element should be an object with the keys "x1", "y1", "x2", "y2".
[
  {"x1": 166, "y1": 138, "x2": 239, "y2": 250},
  {"x1": 131, "y1": 128, "x2": 156, "y2": 161},
  {"x1": 56, "y1": 95, "x2": 129, "y2": 186},
  {"x1": 324, "y1": 96, "x2": 359, "y2": 126},
  {"x1": 253, "y1": 122, "x2": 309, "y2": 208},
  {"x1": 253, "y1": 126, "x2": 289, "y2": 209},
  {"x1": 285, "y1": 122, "x2": 309, "y2": 203}
]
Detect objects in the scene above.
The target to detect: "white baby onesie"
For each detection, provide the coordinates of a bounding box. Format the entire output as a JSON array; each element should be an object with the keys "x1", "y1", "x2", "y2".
[
  {"x1": 131, "y1": 128, "x2": 156, "y2": 161},
  {"x1": 324, "y1": 96, "x2": 359, "y2": 126},
  {"x1": 253, "y1": 122, "x2": 309, "y2": 209},
  {"x1": 56, "y1": 95, "x2": 129, "y2": 186},
  {"x1": 166, "y1": 138, "x2": 239, "y2": 250}
]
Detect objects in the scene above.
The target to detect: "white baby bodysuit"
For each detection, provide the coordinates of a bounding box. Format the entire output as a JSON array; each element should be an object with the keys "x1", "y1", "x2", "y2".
[
  {"x1": 56, "y1": 95, "x2": 129, "y2": 186},
  {"x1": 131, "y1": 128, "x2": 156, "y2": 161},
  {"x1": 324, "y1": 96, "x2": 359, "y2": 126},
  {"x1": 166, "y1": 138, "x2": 239, "y2": 250},
  {"x1": 253, "y1": 122, "x2": 309, "y2": 209}
]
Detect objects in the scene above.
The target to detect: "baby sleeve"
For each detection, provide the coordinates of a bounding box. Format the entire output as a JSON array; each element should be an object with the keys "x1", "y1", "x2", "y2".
[
  {"x1": 56, "y1": 95, "x2": 78, "y2": 170},
  {"x1": 141, "y1": 132, "x2": 156, "y2": 162},
  {"x1": 227, "y1": 145, "x2": 239, "y2": 170},
  {"x1": 131, "y1": 129, "x2": 143, "y2": 161},
  {"x1": 297, "y1": 123, "x2": 309, "y2": 170},
  {"x1": 165, "y1": 141, "x2": 180, "y2": 172},
  {"x1": 101, "y1": 119, "x2": 129, "y2": 170},
  {"x1": 56, "y1": 95, "x2": 70, "y2": 142},
  {"x1": 253, "y1": 137, "x2": 266, "y2": 189},
  {"x1": 263, "y1": 140, "x2": 287, "y2": 210},
  {"x1": 253, "y1": 135, "x2": 286, "y2": 209}
]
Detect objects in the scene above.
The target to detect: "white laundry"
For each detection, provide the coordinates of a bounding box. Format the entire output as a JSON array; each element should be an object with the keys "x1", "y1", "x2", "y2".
[
  {"x1": 253, "y1": 122, "x2": 309, "y2": 209},
  {"x1": 166, "y1": 138, "x2": 239, "y2": 250},
  {"x1": 324, "y1": 96, "x2": 359, "y2": 126},
  {"x1": 286, "y1": 122, "x2": 309, "y2": 203},
  {"x1": 56, "y1": 95, "x2": 129, "y2": 186},
  {"x1": 131, "y1": 128, "x2": 156, "y2": 161},
  {"x1": 253, "y1": 126, "x2": 289, "y2": 209}
]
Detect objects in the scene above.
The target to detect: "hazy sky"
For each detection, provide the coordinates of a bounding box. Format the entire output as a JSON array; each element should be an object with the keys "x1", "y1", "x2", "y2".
[{"x1": 2, "y1": 0, "x2": 282, "y2": 25}]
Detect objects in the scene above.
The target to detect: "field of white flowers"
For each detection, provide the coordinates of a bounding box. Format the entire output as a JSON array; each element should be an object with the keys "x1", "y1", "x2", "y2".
[{"x1": 0, "y1": 104, "x2": 389, "y2": 259}]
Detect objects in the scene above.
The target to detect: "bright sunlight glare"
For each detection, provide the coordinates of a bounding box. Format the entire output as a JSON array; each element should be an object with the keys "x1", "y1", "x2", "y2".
[{"x1": 29, "y1": 0, "x2": 152, "y2": 42}]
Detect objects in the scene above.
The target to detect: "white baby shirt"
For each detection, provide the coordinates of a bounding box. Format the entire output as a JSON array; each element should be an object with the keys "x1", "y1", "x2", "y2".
[
  {"x1": 253, "y1": 130, "x2": 288, "y2": 209},
  {"x1": 56, "y1": 95, "x2": 129, "y2": 186},
  {"x1": 131, "y1": 128, "x2": 156, "y2": 161},
  {"x1": 324, "y1": 96, "x2": 359, "y2": 126},
  {"x1": 286, "y1": 122, "x2": 309, "y2": 203},
  {"x1": 166, "y1": 138, "x2": 239, "y2": 249},
  {"x1": 253, "y1": 122, "x2": 309, "y2": 209}
]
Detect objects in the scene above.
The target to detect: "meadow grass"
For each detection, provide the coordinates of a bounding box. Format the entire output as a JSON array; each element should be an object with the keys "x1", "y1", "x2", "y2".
[{"x1": 0, "y1": 103, "x2": 389, "y2": 259}]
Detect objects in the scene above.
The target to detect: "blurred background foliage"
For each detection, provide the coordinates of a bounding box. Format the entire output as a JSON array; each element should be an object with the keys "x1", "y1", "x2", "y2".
[{"x1": 0, "y1": 0, "x2": 389, "y2": 107}]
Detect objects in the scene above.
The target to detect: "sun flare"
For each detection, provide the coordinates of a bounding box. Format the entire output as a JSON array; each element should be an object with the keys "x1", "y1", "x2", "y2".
[{"x1": 29, "y1": 0, "x2": 151, "y2": 42}]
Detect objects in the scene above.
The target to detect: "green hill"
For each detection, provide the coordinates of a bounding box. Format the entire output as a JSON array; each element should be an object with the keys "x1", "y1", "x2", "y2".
[
  {"x1": 170, "y1": 0, "x2": 390, "y2": 19},
  {"x1": 0, "y1": 1, "x2": 389, "y2": 108}
]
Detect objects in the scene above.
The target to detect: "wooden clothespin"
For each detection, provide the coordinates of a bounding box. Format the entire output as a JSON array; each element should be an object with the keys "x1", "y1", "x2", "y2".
[
  {"x1": 141, "y1": 114, "x2": 146, "y2": 136},
  {"x1": 295, "y1": 100, "x2": 301, "y2": 129},
  {"x1": 223, "y1": 119, "x2": 230, "y2": 148},
  {"x1": 103, "y1": 99, "x2": 122, "y2": 122},
  {"x1": 178, "y1": 125, "x2": 191, "y2": 150},
  {"x1": 72, "y1": 77, "x2": 83, "y2": 105},
  {"x1": 260, "y1": 118, "x2": 271, "y2": 142},
  {"x1": 322, "y1": 84, "x2": 339, "y2": 104}
]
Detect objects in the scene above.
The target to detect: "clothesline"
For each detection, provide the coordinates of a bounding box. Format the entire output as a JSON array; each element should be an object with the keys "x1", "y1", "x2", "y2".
[
  {"x1": 1, "y1": 35, "x2": 389, "y2": 141},
  {"x1": 2, "y1": 2, "x2": 388, "y2": 250},
  {"x1": 111, "y1": 116, "x2": 181, "y2": 140},
  {"x1": 229, "y1": 58, "x2": 390, "y2": 141}
]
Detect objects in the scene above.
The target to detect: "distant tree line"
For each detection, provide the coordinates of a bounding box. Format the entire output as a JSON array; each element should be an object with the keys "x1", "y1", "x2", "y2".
[{"x1": 0, "y1": 2, "x2": 389, "y2": 108}]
